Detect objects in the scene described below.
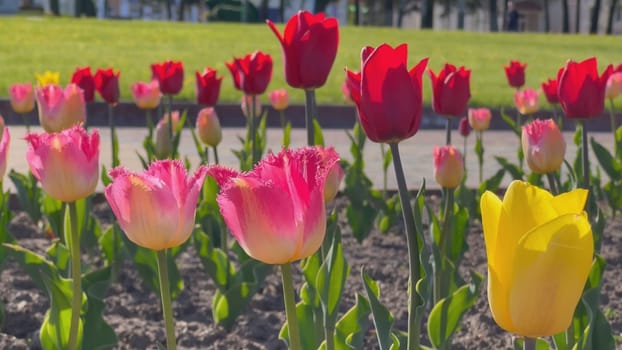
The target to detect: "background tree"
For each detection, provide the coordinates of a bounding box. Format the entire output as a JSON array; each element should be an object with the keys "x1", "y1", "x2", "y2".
[
  {"x1": 606, "y1": 0, "x2": 619, "y2": 33},
  {"x1": 562, "y1": 0, "x2": 570, "y2": 32},
  {"x1": 590, "y1": 0, "x2": 602, "y2": 33},
  {"x1": 421, "y1": 0, "x2": 434, "y2": 28},
  {"x1": 489, "y1": 0, "x2": 498, "y2": 31}
]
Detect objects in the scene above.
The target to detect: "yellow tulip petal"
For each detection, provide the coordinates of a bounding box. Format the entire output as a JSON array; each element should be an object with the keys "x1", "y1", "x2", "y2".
[
  {"x1": 487, "y1": 265, "x2": 514, "y2": 332},
  {"x1": 480, "y1": 190, "x2": 502, "y2": 263},
  {"x1": 508, "y1": 213, "x2": 593, "y2": 337},
  {"x1": 551, "y1": 189, "x2": 588, "y2": 215},
  {"x1": 495, "y1": 181, "x2": 558, "y2": 285}
]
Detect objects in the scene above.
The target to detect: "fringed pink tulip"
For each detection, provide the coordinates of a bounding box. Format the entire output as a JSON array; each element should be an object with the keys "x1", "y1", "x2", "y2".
[
  {"x1": 269, "y1": 89, "x2": 289, "y2": 111},
  {"x1": 131, "y1": 80, "x2": 162, "y2": 109},
  {"x1": 35, "y1": 84, "x2": 86, "y2": 133},
  {"x1": 0, "y1": 123, "x2": 10, "y2": 180},
  {"x1": 433, "y1": 145, "x2": 464, "y2": 189},
  {"x1": 208, "y1": 147, "x2": 339, "y2": 264},
  {"x1": 514, "y1": 88, "x2": 540, "y2": 115},
  {"x1": 468, "y1": 108, "x2": 492, "y2": 131},
  {"x1": 105, "y1": 160, "x2": 208, "y2": 251},
  {"x1": 25, "y1": 125, "x2": 99, "y2": 202},
  {"x1": 318, "y1": 146, "x2": 344, "y2": 202},
  {"x1": 9, "y1": 83, "x2": 35, "y2": 114},
  {"x1": 522, "y1": 119, "x2": 566, "y2": 174}
]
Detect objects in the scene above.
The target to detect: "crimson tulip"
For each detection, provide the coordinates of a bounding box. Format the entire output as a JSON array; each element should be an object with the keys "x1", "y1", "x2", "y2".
[
  {"x1": 94, "y1": 68, "x2": 120, "y2": 104},
  {"x1": 226, "y1": 51, "x2": 273, "y2": 95},
  {"x1": 557, "y1": 57, "x2": 613, "y2": 119},
  {"x1": 458, "y1": 116, "x2": 471, "y2": 137},
  {"x1": 195, "y1": 67, "x2": 222, "y2": 106},
  {"x1": 429, "y1": 63, "x2": 471, "y2": 117},
  {"x1": 345, "y1": 44, "x2": 428, "y2": 143},
  {"x1": 541, "y1": 78, "x2": 559, "y2": 104},
  {"x1": 70, "y1": 67, "x2": 95, "y2": 103},
  {"x1": 151, "y1": 60, "x2": 184, "y2": 95},
  {"x1": 267, "y1": 10, "x2": 338, "y2": 89},
  {"x1": 504, "y1": 60, "x2": 527, "y2": 89}
]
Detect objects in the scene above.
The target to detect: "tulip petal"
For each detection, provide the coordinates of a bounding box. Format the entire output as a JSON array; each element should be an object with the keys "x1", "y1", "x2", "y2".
[
  {"x1": 551, "y1": 188, "x2": 588, "y2": 215},
  {"x1": 487, "y1": 265, "x2": 514, "y2": 332},
  {"x1": 508, "y1": 213, "x2": 593, "y2": 337},
  {"x1": 480, "y1": 190, "x2": 502, "y2": 263}
]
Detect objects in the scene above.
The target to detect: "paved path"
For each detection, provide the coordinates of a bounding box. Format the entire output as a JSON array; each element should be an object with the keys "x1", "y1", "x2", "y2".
[{"x1": 3, "y1": 126, "x2": 614, "y2": 192}]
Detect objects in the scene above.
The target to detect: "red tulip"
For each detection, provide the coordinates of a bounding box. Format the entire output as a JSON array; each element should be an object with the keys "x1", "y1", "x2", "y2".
[
  {"x1": 70, "y1": 67, "x2": 95, "y2": 103},
  {"x1": 267, "y1": 10, "x2": 339, "y2": 89},
  {"x1": 226, "y1": 51, "x2": 273, "y2": 96},
  {"x1": 429, "y1": 63, "x2": 471, "y2": 117},
  {"x1": 458, "y1": 116, "x2": 471, "y2": 137},
  {"x1": 345, "y1": 44, "x2": 428, "y2": 143},
  {"x1": 504, "y1": 60, "x2": 527, "y2": 89},
  {"x1": 195, "y1": 67, "x2": 222, "y2": 106},
  {"x1": 557, "y1": 57, "x2": 613, "y2": 119},
  {"x1": 541, "y1": 78, "x2": 559, "y2": 104},
  {"x1": 151, "y1": 60, "x2": 184, "y2": 95},
  {"x1": 94, "y1": 68, "x2": 120, "y2": 104}
]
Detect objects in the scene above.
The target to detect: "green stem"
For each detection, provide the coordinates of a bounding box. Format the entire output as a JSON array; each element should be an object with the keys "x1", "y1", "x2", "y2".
[
  {"x1": 381, "y1": 143, "x2": 388, "y2": 199},
  {"x1": 305, "y1": 89, "x2": 316, "y2": 146},
  {"x1": 445, "y1": 117, "x2": 452, "y2": 145},
  {"x1": 462, "y1": 135, "x2": 467, "y2": 164},
  {"x1": 388, "y1": 142, "x2": 422, "y2": 350},
  {"x1": 280, "y1": 263, "x2": 302, "y2": 350},
  {"x1": 523, "y1": 337, "x2": 536, "y2": 350},
  {"x1": 580, "y1": 121, "x2": 589, "y2": 190},
  {"x1": 609, "y1": 99, "x2": 617, "y2": 156},
  {"x1": 565, "y1": 323, "x2": 575, "y2": 350},
  {"x1": 156, "y1": 249, "x2": 176, "y2": 350},
  {"x1": 517, "y1": 113, "x2": 524, "y2": 171},
  {"x1": 437, "y1": 188, "x2": 454, "y2": 302},
  {"x1": 279, "y1": 110, "x2": 286, "y2": 129},
  {"x1": 220, "y1": 224, "x2": 229, "y2": 289},
  {"x1": 21, "y1": 113, "x2": 30, "y2": 133},
  {"x1": 324, "y1": 326, "x2": 335, "y2": 350},
  {"x1": 212, "y1": 146, "x2": 219, "y2": 164},
  {"x1": 250, "y1": 95, "x2": 258, "y2": 165},
  {"x1": 108, "y1": 104, "x2": 118, "y2": 167},
  {"x1": 546, "y1": 172, "x2": 558, "y2": 195},
  {"x1": 146, "y1": 109, "x2": 154, "y2": 137},
  {"x1": 477, "y1": 131, "x2": 484, "y2": 183},
  {"x1": 167, "y1": 94, "x2": 174, "y2": 148},
  {"x1": 67, "y1": 201, "x2": 82, "y2": 350}
]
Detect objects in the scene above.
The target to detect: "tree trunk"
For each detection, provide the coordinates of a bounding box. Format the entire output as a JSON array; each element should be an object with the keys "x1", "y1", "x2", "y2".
[
  {"x1": 575, "y1": 0, "x2": 581, "y2": 32},
  {"x1": 562, "y1": 0, "x2": 570, "y2": 32},
  {"x1": 457, "y1": 0, "x2": 465, "y2": 29},
  {"x1": 543, "y1": 0, "x2": 550, "y2": 31},
  {"x1": 166, "y1": 0, "x2": 172, "y2": 19},
  {"x1": 178, "y1": 0, "x2": 185, "y2": 21},
  {"x1": 501, "y1": 0, "x2": 508, "y2": 30},
  {"x1": 590, "y1": 0, "x2": 602, "y2": 33},
  {"x1": 421, "y1": 0, "x2": 434, "y2": 28},
  {"x1": 606, "y1": 0, "x2": 619, "y2": 33},
  {"x1": 279, "y1": 0, "x2": 285, "y2": 22},
  {"x1": 489, "y1": 0, "x2": 498, "y2": 31},
  {"x1": 354, "y1": 0, "x2": 360, "y2": 25},
  {"x1": 75, "y1": 0, "x2": 81, "y2": 16},
  {"x1": 384, "y1": 0, "x2": 394, "y2": 26}
]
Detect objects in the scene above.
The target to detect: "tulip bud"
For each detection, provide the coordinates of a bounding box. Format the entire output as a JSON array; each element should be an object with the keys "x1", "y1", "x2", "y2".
[
  {"x1": 241, "y1": 95, "x2": 262, "y2": 118},
  {"x1": 9, "y1": 83, "x2": 35, "y2": 114},
  {"x1": 514, "y1": 88, "x2": 540, "y2": 115},
  {"x1": 268, "y1": 89, "x2": 289, "y2": 111},
  {"x1": 522, "y1": 119, "x2": 566, "y2": 174},
  {"x1": 154, "y1": 112, "x2": 179, "y2": 159},
  {"x1": 196, "y1": 107, "x2": 222, "y2": 147},
  {"x1": 131, "y1": 80, "x2": 162, "y2": 109},
  {"x1": 467, "y1": 108, "x2": 492, "y2": 131},
  {"x1": 433, "y1": 145, "x2": 464, "y2": 189},
  {"x1": 458, "y1": 116, "x2": 471, "y2": 137},
  {"x1": 605, "y1": 72, "x2": 622, "y2": 100}
]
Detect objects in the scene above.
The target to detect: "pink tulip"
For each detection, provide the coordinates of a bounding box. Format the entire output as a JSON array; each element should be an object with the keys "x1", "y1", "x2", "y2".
[
  {"x1": 154, "y1": 111, "x2": 180, "y2": 159},
  {"x1": 522, "y1": 119, "x2": 566, "y2": 174},
  {"x1": 105, "y1": 160, "x2": 208, "y2": 250},
  {"x1": 25, "y1": 125, "x2": 99, "y2": 202},
  {"x1": 130, "y1": 80, "x2": 162, "y2": 109},
  {"x1": 433, "y1": 145, "x2": 464, "y2": 189},
  {"x1": 605, "y1": 72, "x2": 622, "y2": 100},
  {"x1": 268, "y1": 89, "x2": 289, "y2": 111},
  {"x1": 317, "y1": 146, "x2": 344, "y2": 202},
  {"x1": 35, "y1": 84, "x2": 86, "y2": 133},
  {"x1": 207, "y1": 147, "x2": 339, "y2": 264},
  {"x1": 9, "y1": 83, "x2": 35, "y2": 114},
  {"x1": 468, "y1": 108, "x2": 492, "y2": 131},
  {"x1": 196, "y1": 107, "x2": 222, "y2": 147},
  {"x1": 0, "y1": 123, "x2": 10, "y2": 180},
  {"x1": 514, "y1": 88, "x2": 540, "y2": 115}
]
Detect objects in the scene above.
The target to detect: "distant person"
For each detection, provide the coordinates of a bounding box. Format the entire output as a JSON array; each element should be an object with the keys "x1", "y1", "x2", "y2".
[{"x1": 506, "y1": 1, "x2": 521, "y2": 31}]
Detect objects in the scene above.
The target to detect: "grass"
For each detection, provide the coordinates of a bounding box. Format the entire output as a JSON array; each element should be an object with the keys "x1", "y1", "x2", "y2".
[{"x1": 0, "y1": 16, "x2": 620, "y2": 107}]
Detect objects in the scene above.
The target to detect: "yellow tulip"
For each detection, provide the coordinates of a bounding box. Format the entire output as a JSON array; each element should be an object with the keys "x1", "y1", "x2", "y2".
[
  {"x1": 35, "y1": 71, "x2": 60, "y2": 87},
  {"x1": 480, "y1": 180, "x2": 593, "y2": 338}
]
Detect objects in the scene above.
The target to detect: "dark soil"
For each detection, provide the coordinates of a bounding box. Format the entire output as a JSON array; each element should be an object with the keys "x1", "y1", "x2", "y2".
[{"x1": 0, "y1": 196, "x2": 620, "y2": 350}]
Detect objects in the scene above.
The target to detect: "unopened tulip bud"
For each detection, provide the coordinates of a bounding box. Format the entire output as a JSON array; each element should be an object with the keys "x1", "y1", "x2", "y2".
[
  {"x1": 154, "y1": 112, "x2": 179, "y2": 159},
  {"x1": 196, "y1": 107, "x2": 222, "y2": 147},
  {"x1": 468, "y1": 108, "x2": 492, "y2": 131},
  {"x1": 433, "y1": 146, "x2": 464, "y2": 189},
  {"x1": 9, "y1": 83, "x2": 35, "y2": 114},
  {"x1": 514, "y1": 88, "x2": 540, "y2": 115},
  {"x1": 458, "y1": 116, "x2": 471, "y2": 137},
  {"x1": 269, "y1": 89, "x2": 289, "y2": 111},
  {"x1": 605, "y1": 72, "x2": 622, "y2": 100},
  {"x1": 522, "y1": 119, "x2": 566, "y2": 174},
  {"x1": 131, "y1": 80, "x2": 162, "y2": 109},
  {"x1": 241, "y1": 95, "x2": 262, "y2": 118}
]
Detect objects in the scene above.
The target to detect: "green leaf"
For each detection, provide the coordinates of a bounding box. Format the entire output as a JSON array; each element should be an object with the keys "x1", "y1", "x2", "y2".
[
  {"x1": 500, "y1": 109, "x2": 520, "y2": 136},
  {"x1": 513, "y1": 338, "x2": 551, "y2": 350},
  {"x1": 590, "y1": 137, "x2": 621, "y2": 179},
  {"x1": 317, "y1": 232, "x2": 350, "y2": 329},
  {"x1": 279, "y1": 301, "x2": 322, "y2": 350},
  {"x1": 82, "y1": 267, "x2": 117, "y2": 349},
  {"x1": 0, "y1": 189, "x2": 15, "y2": 266},
  {"x1": 9, "y1": 170, "x2": 42, "y2": 224},
  {"x1": 495, "y1": 156, "x2": 524, "y2": 180},
  {"x1": 427, "y1": 272, "x2": 482, "y2": 348},
  {"x1": 283, "y1": 121, "x2": 291, "y2": 148},
  {"x1": 361, "y1": 268, "x2": 397, "y2": 350},
  {"x1": 41, "y1": 194, "x2": 64, "y2": 242},
  {"x1": 334, "y1": 293, "x2": 371, "y2": 350},
  {"x1": 313, "y1": 118, "x2": 325, "y2": 146},
  {"x1": 192, "y1": 230, "x2": 234, "y2": 290},
  {"x1": 111, "y1": 126, "x2": 120, "y2": 167}
]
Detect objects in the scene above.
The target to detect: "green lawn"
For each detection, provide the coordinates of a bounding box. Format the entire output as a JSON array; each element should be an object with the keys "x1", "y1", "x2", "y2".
[{"x1": 1, "y1": 16, "x2": 620, "y2": 108}]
